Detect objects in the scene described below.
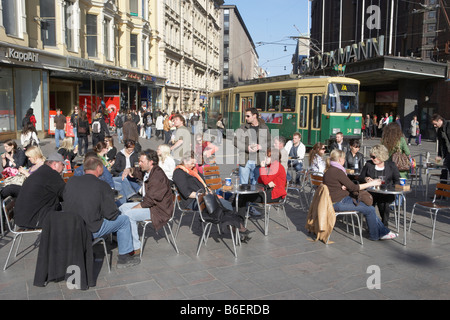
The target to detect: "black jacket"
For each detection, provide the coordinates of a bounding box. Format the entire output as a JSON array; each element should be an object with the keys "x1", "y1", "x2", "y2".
[
  {"x1": 62, "y1": 174, "x2": 119, "y2": 234},
  {"x1": 110, "y1": 150, "x2": 139, "y2": 177},
  {"x1": 330, "y1": 140, "x2": 350, "y2": 154},
  {"x1": 358, "y1": 160, "x2": 400, "y2": 187},
  {"x1": 172, "y1": 168, "x2": 206, "y2": 209},
  {"x1": 15, "y1": 165, "x2": 65, "y2": 228},
  {"x1": 345, "y1": 151, "x2": 364, "y2": 171},
  {"x1": 33, "y1": 210, "x2": 95, "y2": 290}
]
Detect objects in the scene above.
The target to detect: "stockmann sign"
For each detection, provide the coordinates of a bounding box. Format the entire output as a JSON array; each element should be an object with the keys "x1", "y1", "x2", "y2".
[{"x1": 300, "y1": 35, "x2": 385, "y2": 74}]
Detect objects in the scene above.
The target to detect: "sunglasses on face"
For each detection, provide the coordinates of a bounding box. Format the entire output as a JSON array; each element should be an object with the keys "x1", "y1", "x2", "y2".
[{"x1": 370, "y1": 155, "x2": 377, "y2": 159}]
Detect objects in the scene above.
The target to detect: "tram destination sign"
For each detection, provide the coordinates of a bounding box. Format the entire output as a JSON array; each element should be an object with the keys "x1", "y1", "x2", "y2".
[{"x1": 300, "y1": 35, "x2": 385, "y2": 74}]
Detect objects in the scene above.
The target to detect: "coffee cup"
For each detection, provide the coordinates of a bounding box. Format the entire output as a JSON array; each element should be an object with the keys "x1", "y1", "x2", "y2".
[
  {"x1": 399, "y1": 178, "x2": 406, "y2": 186},
  {"x1": 225, "y1": 178, "x2": 232, "y2": 186}
]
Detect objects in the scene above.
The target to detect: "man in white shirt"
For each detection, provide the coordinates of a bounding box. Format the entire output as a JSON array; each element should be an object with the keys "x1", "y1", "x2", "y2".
[{"x1": 284, "y1": 132, "x2": 306, "y2": 183}]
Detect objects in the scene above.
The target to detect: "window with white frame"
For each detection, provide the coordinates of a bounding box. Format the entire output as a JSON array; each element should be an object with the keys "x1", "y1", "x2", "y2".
[
  {"x1": 2, "y1": 0, "x2": 24, "y2": 38},
  {"x1": 40, "y1": 0, "x2": 56, "y2": 47},
  {"x1": 130, "y1": 33, "x2": 138, "y2": 68},
  {"x1": 86, "y1": 14, "x2": 97, "y2": 57}
]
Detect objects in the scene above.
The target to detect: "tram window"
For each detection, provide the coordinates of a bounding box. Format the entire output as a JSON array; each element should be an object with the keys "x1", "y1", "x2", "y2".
[
  {"x1": 267, "y1": 91, "x2": 280, "y2": 111},
  {"x1": 254, "y1": 92, "x2": 266, "y2": 111},
  {"x1": 327, "y1": 83, "x2": 359, "y2": 113},
  {"x1": 299, "y1": 96, "x2": 307, "y2": 128},
  {"x1": 234, "y1": 94, "x2": 240, "y2": 111},
  {"x1": 281, "y1": 90, "x2": 296, "y2": 112},
  {"x1": 313, "y1": 96, "x2": 322, "y2": 129},
  {"x1": 248, "y1": 98, "x2": 253, "y2": 109}
]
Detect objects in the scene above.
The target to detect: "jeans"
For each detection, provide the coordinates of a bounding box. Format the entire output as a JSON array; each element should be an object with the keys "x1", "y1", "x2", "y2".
[
  {"x1": 92, "y1": 215, "x2": 133, "y2": 255},
  {"x1": 114, "y1": 176, "x2": 141, "y2": 205},
  {"x1": 145, "y1": 126, "x2": 152, "y2": 139},
  {"x1": 55, "y1": 129, "x2": 65, "y2": 148},
  {"x1": 117, "y1": 127, "x2": 123, "y2": 143},
  {"x1": 73, "y1": 127, "x2": 78, "y2": 148},
  {"x1": 239, "y1": 160, "x2": 258, "y2": 185},
  {"x1": 288, "y1": 160, "x2": 303, "y2": 183},
  {"x1": 333, "y1": 196, "x2": 390, "y2": 241},
  {"x1": 78, "y1": 136, "x2": 88, "y2": 155},
  {"x1": 119, "y1": 202, "x2": 151, "y2": 250}
]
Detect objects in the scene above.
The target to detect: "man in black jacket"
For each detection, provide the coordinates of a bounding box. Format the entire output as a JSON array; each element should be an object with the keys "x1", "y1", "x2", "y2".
[
  {"x1": 432, "y1": 114, "x2": 450, "y2": 182},
  {"x1": 15, "y1": 152, "x2": 66, "y2": 228},
  {"x1": 62, "y1": 156, "x2": 140, "y2": 268}
]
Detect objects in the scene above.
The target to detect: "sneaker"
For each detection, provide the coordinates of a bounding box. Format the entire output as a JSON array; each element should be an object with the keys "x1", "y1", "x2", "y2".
[
  {"x1": 117, "y1": 255, "x2": 141, "y2": 269},
  {"x1": 380, "y1": 231, "x2": 398, "y2": 240},
  {"x1": 249, "y1": 207, "x2": 262, "y2": 216}
]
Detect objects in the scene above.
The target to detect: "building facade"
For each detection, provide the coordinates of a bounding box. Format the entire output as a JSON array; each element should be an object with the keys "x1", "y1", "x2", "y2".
[
  {"x1": 220, "y1": 5, "x2": 259, "y2": 88},
  {"x1": 156, "y1": 0, "x2": 223, "y2": 112},
  {"x1": 300, "y1": 0, "x2": 449, "y2": 139}
]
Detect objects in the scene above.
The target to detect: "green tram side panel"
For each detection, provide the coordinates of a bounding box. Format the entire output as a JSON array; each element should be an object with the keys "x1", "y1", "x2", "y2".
[{"x1": 264, "y1": 113, "x2": 298, "y2": 140}]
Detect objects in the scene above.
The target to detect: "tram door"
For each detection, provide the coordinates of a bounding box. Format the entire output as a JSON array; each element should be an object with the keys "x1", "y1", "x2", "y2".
[
  {"x1": 240, "y1": 95, "x2": 253, "y2": 124},
  {"x1": 299, "y1": 94, "x2": 322, "y2": 146}
]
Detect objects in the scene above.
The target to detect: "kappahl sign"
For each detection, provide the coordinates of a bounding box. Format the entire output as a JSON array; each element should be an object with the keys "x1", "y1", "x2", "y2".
[{"x1": 7, "y1": 48, "x2": 39, "y2": 63}]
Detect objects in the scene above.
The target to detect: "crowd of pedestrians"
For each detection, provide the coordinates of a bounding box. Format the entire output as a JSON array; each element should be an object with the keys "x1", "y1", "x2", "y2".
[{"x1": 2, "y1": 105, "x2": 449, "y2": 275}]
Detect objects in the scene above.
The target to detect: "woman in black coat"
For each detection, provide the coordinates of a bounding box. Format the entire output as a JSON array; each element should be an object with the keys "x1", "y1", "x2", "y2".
[
  {"x1": 110, "y1": 140, "x2": 139, "y2": 177},
  {"x1": 77, "y1": 111, "x2": 90, "y2": 157},
  {"x1": 358, "y1": 144, "x2": 400, "y2": 227}
]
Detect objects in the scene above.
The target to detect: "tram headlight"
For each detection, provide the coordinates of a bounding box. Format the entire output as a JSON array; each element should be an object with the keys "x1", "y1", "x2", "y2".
[{"x1": 354, "y1": 128, "x2": 361, "y2": 134}]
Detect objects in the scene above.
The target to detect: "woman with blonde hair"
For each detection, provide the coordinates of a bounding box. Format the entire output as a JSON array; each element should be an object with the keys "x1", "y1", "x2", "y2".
[
  {"x1": 381, "y1": 122, "x2": 410, "y2": 179},
  {"x1": 157, "y1": 144, "x2": 175, "y2": 181},
  {"x1": 18, "y1": 146, "x2": 46, "y2": 177},
  {"x1": 58, "y1": 137, "x2": 76, "y2": 170},
  {"x1": 323, "y1": 149, "x2": 398, "y2": 240}
]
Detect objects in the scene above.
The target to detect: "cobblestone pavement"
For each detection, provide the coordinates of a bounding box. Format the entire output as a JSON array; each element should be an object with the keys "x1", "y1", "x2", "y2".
[{"x1": 0, "y1": 131, "x2": 449, "y2": 302}]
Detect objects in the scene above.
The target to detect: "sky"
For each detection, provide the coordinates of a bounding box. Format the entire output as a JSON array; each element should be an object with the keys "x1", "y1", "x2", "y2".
[{"x1": 223, "y1": 0, "x2": 310, "y2": 77}]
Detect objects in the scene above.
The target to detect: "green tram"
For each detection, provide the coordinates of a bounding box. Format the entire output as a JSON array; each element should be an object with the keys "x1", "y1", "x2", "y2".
[{"x1": 207, "y1": 76, "x2": 362, "y2": 147}]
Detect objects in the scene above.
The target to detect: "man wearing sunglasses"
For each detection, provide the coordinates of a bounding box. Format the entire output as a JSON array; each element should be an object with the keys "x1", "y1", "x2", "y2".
[{"x1": 234, "y1": 108, "x2": 271, "y2": 186}]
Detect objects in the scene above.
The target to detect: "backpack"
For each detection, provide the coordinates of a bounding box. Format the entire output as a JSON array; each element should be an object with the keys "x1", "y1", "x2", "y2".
[
  {"x1": 115, "y1": 115, "x2": 123, "y2": 128},
  {"x1": 92, "y1": 120, "x2": 101, "y2": 134}
]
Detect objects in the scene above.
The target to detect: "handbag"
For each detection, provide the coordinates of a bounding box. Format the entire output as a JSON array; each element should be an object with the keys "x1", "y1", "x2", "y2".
[
  {"x1": 3, "y1": 173, "x2": 26, "y2": 186},
  {"x1": 352, "y1": 190, "x2": 373, "y2": 206},
  {"x1": 392, "y1": 151, "x2": 411, "y2": 172},
  {"x1": 77, "y1": 120, "x2": 87, "y2": 134},
  {"x1": 202, "y1": 190, "x2": 225, "y2": 224}
]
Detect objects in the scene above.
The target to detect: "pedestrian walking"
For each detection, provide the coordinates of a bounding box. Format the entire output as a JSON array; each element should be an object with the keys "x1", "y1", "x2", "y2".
[{"x1": 54, "y1": 109, "x2": 66, "y2": 149}]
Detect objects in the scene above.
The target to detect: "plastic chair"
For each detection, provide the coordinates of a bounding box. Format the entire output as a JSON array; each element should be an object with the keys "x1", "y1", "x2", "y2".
[
  {"x1": 2, "y1": 196, "x2": 42, "y2": 271},
  {"x1": 408, "y1": 183, "x2": 450, "y2": 240},
  {"x1": 245, "y1": 183, "x2": 290, "y2": 236},
  {"x1": 139, "y1": 193, "x2": 180, "y2": 258},
  {"x1": 195, "y1": 190, "x2": 240, "y2": 257}
]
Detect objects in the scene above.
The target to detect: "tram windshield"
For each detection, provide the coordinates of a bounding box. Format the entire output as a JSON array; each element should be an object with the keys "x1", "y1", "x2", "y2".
[{"x1": 326, "y1": 83, "x2": 359, "y2": 113}]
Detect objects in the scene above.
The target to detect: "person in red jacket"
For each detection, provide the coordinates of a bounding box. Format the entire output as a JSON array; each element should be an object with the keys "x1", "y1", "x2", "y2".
[{"x1": 236, "y1": 148, "x2": 287, "y2": 217}]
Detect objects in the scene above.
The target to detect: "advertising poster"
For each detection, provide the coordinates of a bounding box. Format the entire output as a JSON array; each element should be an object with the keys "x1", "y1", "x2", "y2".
[
  {"x1": 260, "y1": 113, "x2": 283, "y2": 124},
  {"x1": 104, "y1": 95, "x2": 120, "y2": 126}
]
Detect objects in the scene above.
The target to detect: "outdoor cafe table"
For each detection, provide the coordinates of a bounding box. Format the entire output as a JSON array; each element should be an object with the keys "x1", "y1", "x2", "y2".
[{"x1": 368, "y1": 186, "x2": 412, "y2": 246}]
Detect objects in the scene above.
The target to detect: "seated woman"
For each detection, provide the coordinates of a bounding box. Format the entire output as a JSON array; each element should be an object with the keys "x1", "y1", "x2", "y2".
[
  {"x1": 57, "y1": 137, "x2": 76, "y2": 171},
  {"x1": 1, "y1": 146, "x2": 46, "y2": 198},
  {"x1": 104, "y1": 135, "x2": 117, "y2": 164},
  {"x1": 94, "y1": 141, "x2": 110, "y2": 171},
  {"x1": 172, "y1": 151, "x2": 253, "y2": 241},
  {"x1": 323, "y1": 149, "x2": 398, "y2": 241},
  {"x1": 1, "y1": 139, "x2": 27, "y2": 176},
  {"x1": 194, "y1": 133, "x2": 218, "y2": 174},
  {"x1": 309, "y1": 142, "x2": 326, "y2": 174},
  {"x1": 111, "y1": 140, "x2": 141, "y2": 203},
  {"x1": 358, "y1": 144, "x2": 400, "y2": 227},
  {"x1": 236, "y1": 148, "x2": 287, "y2": 217},
  {"x1": 345, "y1": 139, "x2": 364, "y2": 173},
  {"x1": 157, "y1": 144, "x2": 175, "y2": 181}
]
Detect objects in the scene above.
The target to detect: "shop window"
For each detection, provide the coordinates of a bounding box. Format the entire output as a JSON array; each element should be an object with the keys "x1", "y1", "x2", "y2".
[
  {"x1": 86, "y1": 14, "x2": 97, "y2": 57},
  {"x1": 0, "y1": 68, "x2": 14, "y2": 132}
]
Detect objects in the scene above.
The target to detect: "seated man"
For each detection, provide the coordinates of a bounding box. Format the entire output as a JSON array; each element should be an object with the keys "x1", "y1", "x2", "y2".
[
  {"x1": 330, "y1": 132, "x2": 349, "y2": 154},
  {"x1": 284, "y1": 132, "x2": 306, "y2": 183},
  {"x1": 73, "y1": 151, "x2": 115, "y2": 189},
  {"x1": 62, "y1": 156, "x2": 140, "y2": 269},
  {"x1": 119, "y1": 149, "x2": 174, "y2": 253},
  {"x1": 15, "y1": 152, "x2": 66, "y2": 229}
]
